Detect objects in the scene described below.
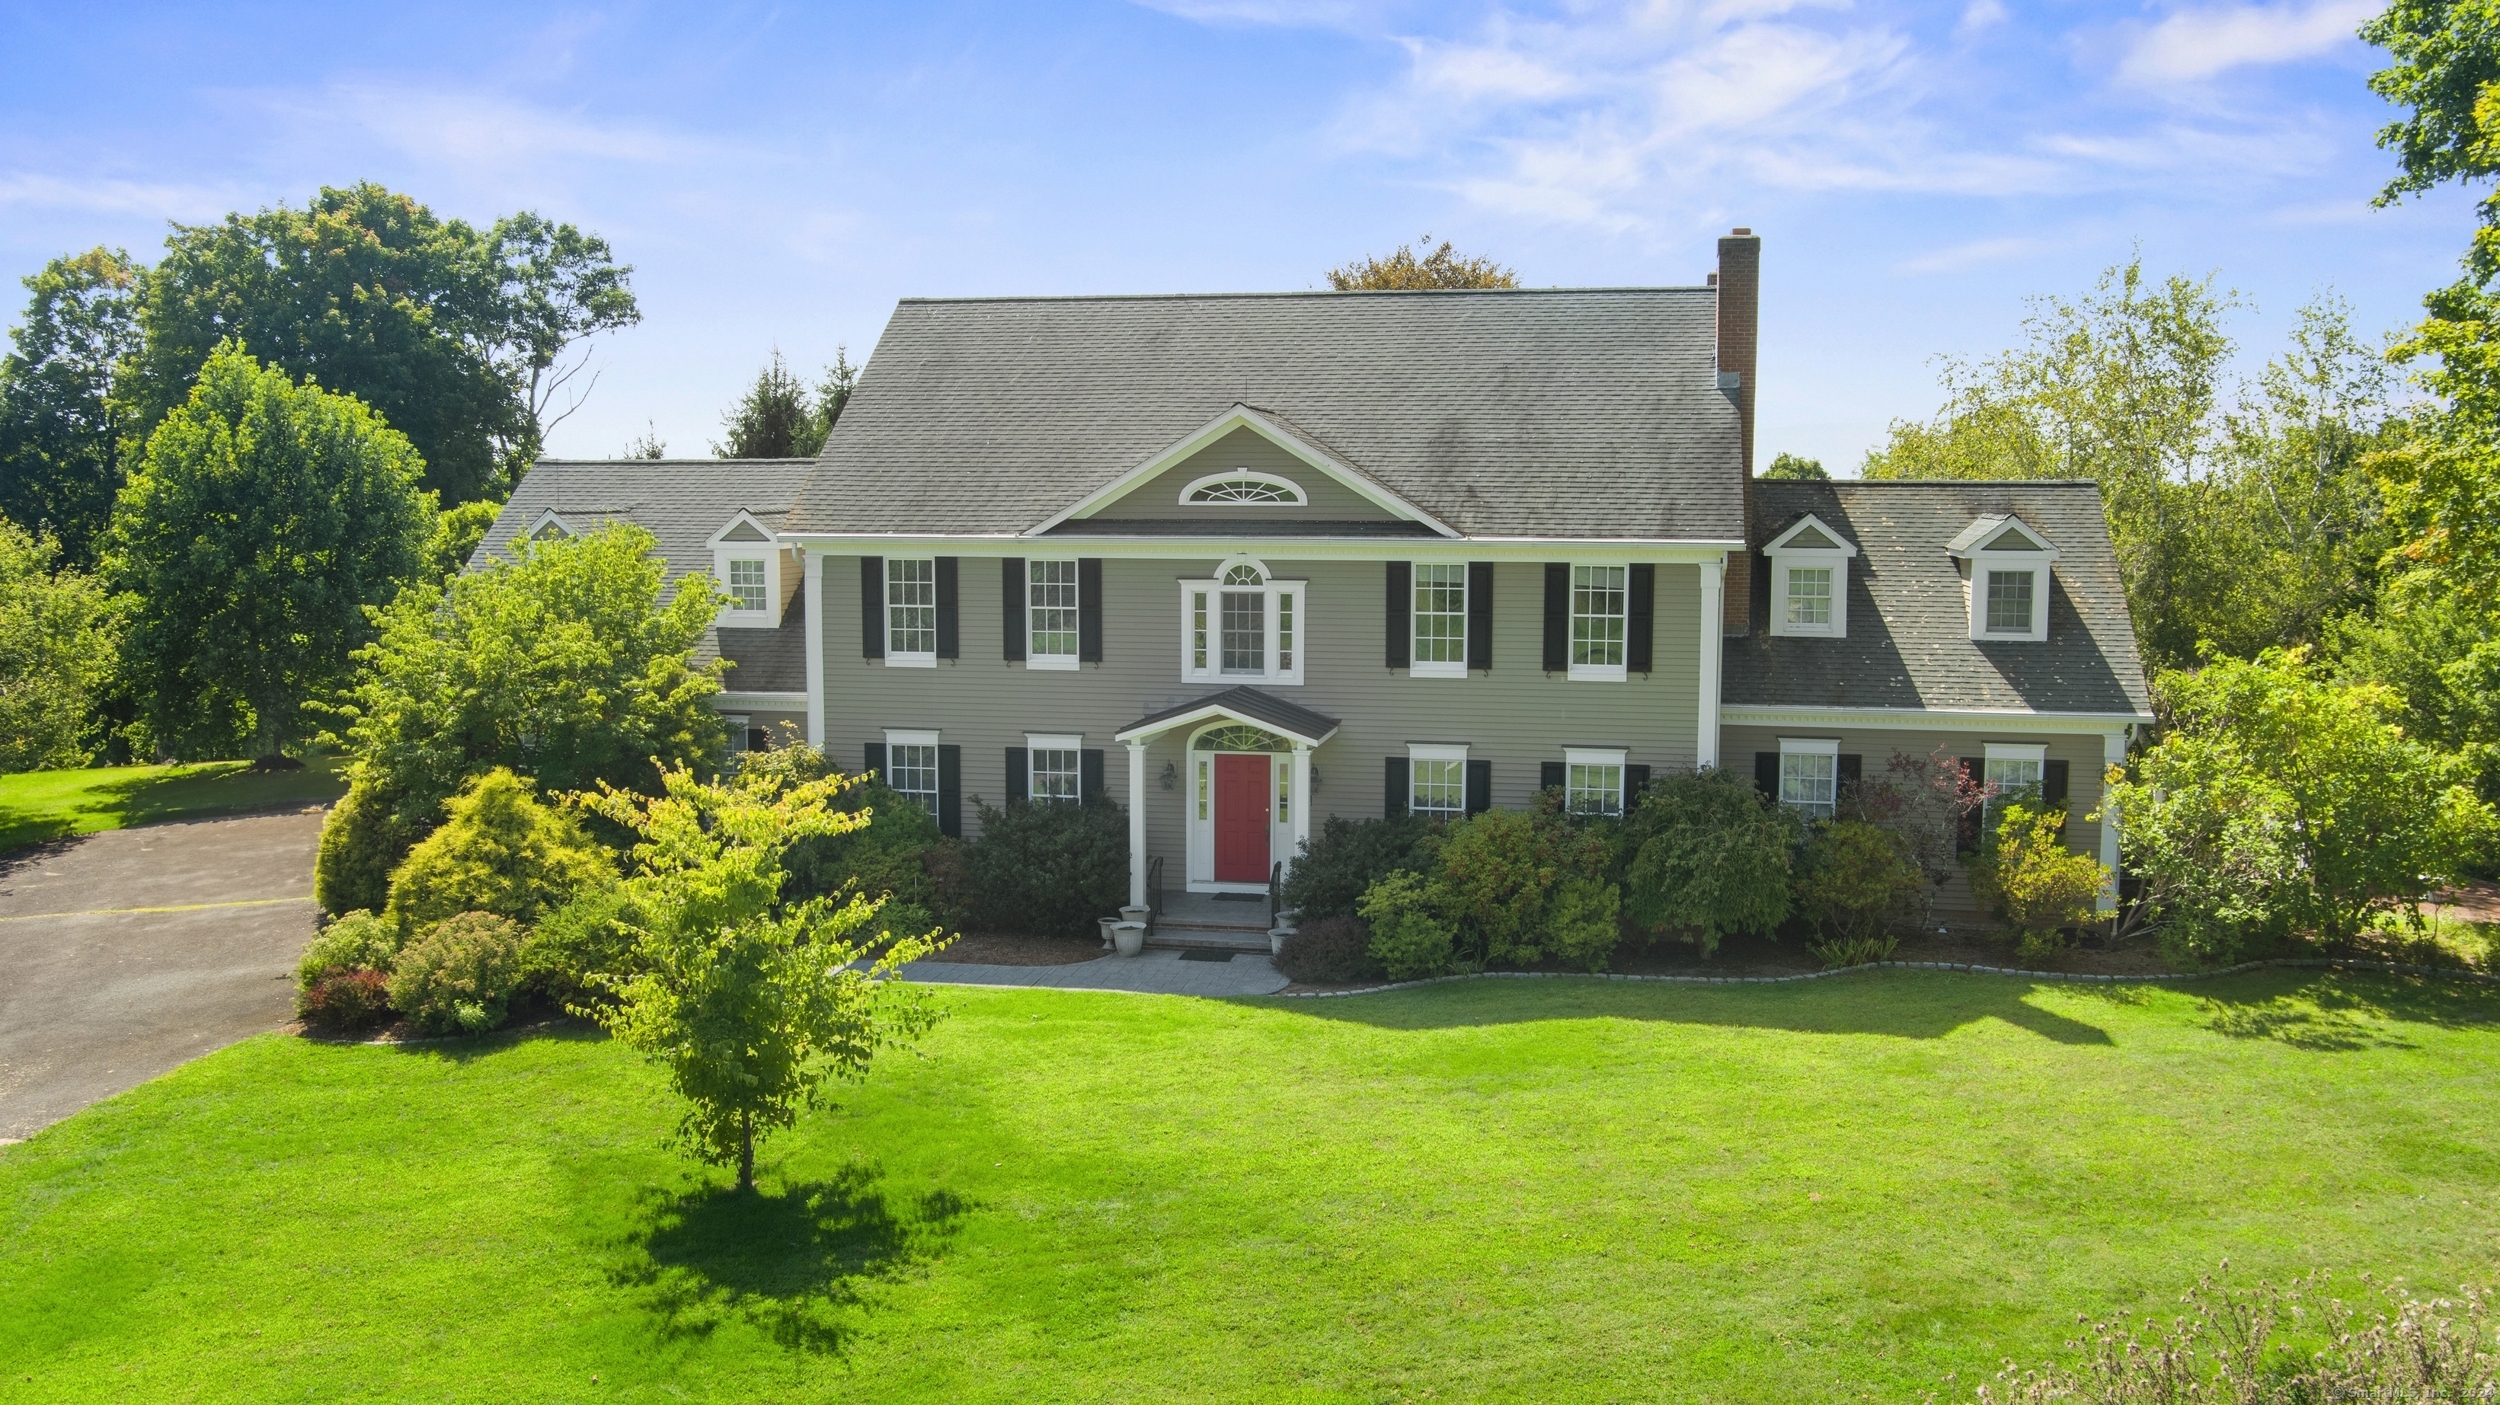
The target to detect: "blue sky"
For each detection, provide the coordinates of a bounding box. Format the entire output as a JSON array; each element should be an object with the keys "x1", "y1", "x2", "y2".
[{"x1": 0, "y1": 1, "x2": 2476, "y2": 472}]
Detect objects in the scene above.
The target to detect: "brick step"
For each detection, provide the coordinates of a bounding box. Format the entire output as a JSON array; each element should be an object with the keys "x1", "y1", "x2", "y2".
[{"x1": 1143, "y1": 926, "x2": 1275, "y2": 953}]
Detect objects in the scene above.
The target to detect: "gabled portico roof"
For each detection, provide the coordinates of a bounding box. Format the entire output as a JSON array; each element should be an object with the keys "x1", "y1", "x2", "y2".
[{"x1": 1114, "y1": 686, "x2": 1342, "y2": 748}]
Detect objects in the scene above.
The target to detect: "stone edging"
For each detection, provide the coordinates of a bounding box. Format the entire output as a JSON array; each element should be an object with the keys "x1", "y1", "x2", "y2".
[
  {"x1": 1276, "y1": 956, "x2": 2500, "y2": 999},
  {"x1": 295, "y1": 1015, "x2": 577, "y2": 1047}
]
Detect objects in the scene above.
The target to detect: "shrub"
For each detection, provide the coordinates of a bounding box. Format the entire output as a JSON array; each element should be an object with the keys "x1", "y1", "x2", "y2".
[
  {"x1": 1844, "y1": 746, "x2": 1988, "y2": 931},
  {"x1": 389, "y1": 910, "x2": 527, "y2": 1035},
  {"x1": 520, "y1": 884, "x2": 637, "y2": 1011},
  {"x1": 1357, "y1": 871, "x2": 1456, "y2": 980},
  {"x1": 384, "y1": 768, "x2": 614, "y2": 936},
  {"x1": 1968, "y1": 802, "x2": 2107, "y2": 961},
  {"x1": 1621, "y1": 768, "x2": 1793, "y2": 956},
  {"x1": 294, "y1": 909, "x2": 402, "y2": 990},
  {"x1": 1280, "y1": 814, "x2": 1442, "y2": 922},
  {"x1": 1544, "y1": 875, "x2": 1623, "y2": 973},
  {"x1": 315, "y1": 780, "x2": 412, "y2": 918},
  {"x1": 300, "y1": 969, "x2": 394, "y2": 1028},
  {"x1": 1808, "y1": 933, "x2": 1898, "y2": 969},
  {"x1": 1797, "y1": 820, "x2": 1921, "y2": 946},
  {"x1": 1436, "y1": 806, "x2": 1609, "y2": 966},
  {"x1": 961, "y1": 797, "x2": 1128, "y2": 940},
  {"x1": 1273, "y1": 914, "x2": 1377, "y2": 984},
  {"x1": 785, "y1": 775, "x2": 945, "y2": 917}
]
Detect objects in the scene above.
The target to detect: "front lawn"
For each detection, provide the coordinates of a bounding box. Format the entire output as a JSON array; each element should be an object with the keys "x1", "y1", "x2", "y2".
[
  {"x1": 0, "y1": 759, "x2": 347, "y2": 853},
  {"x1": 1, "y1": 970, "x2": 2494, "y2": 1402}
]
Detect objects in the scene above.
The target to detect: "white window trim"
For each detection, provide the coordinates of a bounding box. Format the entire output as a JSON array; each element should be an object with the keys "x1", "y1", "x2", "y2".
[
  {"x1": 1178, "y1": 556, "x2": 1306, "y2": 686},
  {"x1": 1982, "y1": 741, "x2": 2048, "y2": 817},
  {"x1": 885, "y1": 729, "x2": 940, "y2": 748},
  {"x1": 1970, "y1": 558, "x2": 2052, "y2": 642},
  {"x1": 525, "y1": 509, "x2": 574, "y2": 544},
  {"x1": 884, "y1": 557, "x2": 939, "y2": 667},
  {"x1": 1567, "y1": 564, "x2": 1629, "y2": 683},
  {"x1": 724, "y1": 714, "x2": 752, "y2": 754},
  {"x1": 1408, "y1": 743, "x2": 1469, "y2": 818},
  {"x1": 1408, "y1": 561, "x2": 1469, "y2": 679},
  {"x1": 883, "y1": 729, "x2": 941, "y2": 812},
  {"x1": 1025, "y1": 558, "x2": 1081, "y2": 672},
  {"x1": 1025, "y1": 732, "x2": 1084, "y2": 802},
  {"x1": 1764, "y1": 515, "x2": 1857, "y2": 640},
  {"x1": 1563, "y1": 746, "x2": 1628, "y2": 814},
  {"x1": 1777, "y1": 736, "x2": 1842, "y2": 819},
  {"x1": 1176, "y1": 469, "x2": 1308, "y2": 506},
  {"x1": 709, "y1": 512, "x2": 786, "y2": 629}
]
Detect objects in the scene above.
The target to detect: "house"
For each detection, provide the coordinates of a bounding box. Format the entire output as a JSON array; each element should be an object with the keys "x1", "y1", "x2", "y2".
[{"x1": 473, "y1": 229, "x2": 2152, "y2": 916}]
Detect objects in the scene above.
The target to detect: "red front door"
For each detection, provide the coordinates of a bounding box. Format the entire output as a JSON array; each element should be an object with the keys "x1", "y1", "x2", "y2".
[{"x1": 1213, "y1": 753, "x2": 1272, "y2": 883}]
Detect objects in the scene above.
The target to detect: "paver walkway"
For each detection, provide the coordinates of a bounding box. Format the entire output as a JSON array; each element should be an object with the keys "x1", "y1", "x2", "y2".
[
  {"x1": 903, "y1": 946, "x2": 1289, "y2": 997},
  {"x1": 0, "y1": 808, "x2": 323, "y2": 1141}
]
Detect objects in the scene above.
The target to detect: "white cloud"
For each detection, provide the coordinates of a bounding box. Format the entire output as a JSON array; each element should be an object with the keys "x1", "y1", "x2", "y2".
[
  {"x1": 1893, "y1": 234, "x2": 2052, "y2": 274},
  {"x1": 2117, "y1": 0, "x2": 2378, "y2": 85},
  {"x1": 241, "y1": 82, "x2": 728, "y2": 174},
  {"x1": 1956, "y1": 0, "x2": 2007, "y2": 38},
  {"x1": 0, "y1": 172, "x2": 237, "y2": 222}
]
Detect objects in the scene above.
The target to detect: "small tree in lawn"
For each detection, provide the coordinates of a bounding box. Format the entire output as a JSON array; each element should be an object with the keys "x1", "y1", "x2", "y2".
[
  {"x1": 577, "y1": 762, "x2": 946, "y2": 1191},
  {"x1": 1619, "y1": 767, "x2": 1794, "y2": 957}
]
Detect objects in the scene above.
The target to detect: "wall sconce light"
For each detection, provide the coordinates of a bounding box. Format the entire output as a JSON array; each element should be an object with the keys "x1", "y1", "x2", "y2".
[
  {"x1": 1310, "y1": 766, "x2": 1323, "y2": 791},
  {"x1": 1159, "y1": 761, "x2": 1177, "y2": 791}
]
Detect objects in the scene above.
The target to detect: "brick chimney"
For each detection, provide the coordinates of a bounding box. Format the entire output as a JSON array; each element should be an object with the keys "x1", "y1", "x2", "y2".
[{"x1": 1716, "y1": 227, "x2": 1760, "y2": 634}]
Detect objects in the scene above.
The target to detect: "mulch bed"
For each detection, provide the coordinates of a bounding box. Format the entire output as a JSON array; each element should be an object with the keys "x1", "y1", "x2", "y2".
[{"x1": 915, "y1": 931, "x2": 1103, "y2": 967}]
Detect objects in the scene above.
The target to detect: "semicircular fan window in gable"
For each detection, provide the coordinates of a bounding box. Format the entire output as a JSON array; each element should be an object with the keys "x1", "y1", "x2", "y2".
[{"x1": 1187, "y1": 474, "x2": 1303, "y2": 505}]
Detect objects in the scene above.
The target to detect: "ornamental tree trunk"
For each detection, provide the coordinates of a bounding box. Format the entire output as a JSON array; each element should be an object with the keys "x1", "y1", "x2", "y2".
[{"x1": 738, "y1": 1109, "x2": 754, "y2": 1191}]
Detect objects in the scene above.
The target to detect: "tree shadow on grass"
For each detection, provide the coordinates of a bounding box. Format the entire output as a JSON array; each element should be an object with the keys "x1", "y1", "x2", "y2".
[
  {"x1": 1261, "y1": 969, "x2": 2117, "y2": 1044},
  {"x1": 2194, "y1": 972, "x2": 2497, "y2": 1052},
  {"x1": 610, "y1": 1161, "x2": 971, "y2": 1355}
]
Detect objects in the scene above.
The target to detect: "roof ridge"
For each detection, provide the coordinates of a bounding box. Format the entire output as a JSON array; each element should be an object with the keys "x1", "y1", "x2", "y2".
[
  {"x1": 897, "y1": 286, "x2": 1714, "y2": 306},
  {"x1": 1787, "y1": 477, "x2": 2100, "y2": 487}
]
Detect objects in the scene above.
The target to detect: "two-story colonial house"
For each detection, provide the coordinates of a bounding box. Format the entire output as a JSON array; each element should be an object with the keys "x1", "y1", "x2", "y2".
[{"x1": 474, "y1": 230, "x2": 2152, "y2": 920}]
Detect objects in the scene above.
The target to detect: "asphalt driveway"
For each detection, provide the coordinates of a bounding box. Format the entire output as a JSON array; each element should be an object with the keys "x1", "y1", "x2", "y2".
[{"x1": 0, "y1": 807, "x2": 324, "y2": 1142}]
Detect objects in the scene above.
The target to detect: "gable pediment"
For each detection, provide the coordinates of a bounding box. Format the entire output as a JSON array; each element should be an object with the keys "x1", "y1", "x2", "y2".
[{"x1": 1029, "y1": 404, "x2": 1458, "y2": 538}]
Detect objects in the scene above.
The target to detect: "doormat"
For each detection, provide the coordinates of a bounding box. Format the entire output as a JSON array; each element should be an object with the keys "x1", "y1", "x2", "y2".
[
  {"x1": 1178, "y1": 949, "x2": 1237, "y2": 962},
  {"x1": 1212, "y1": 892, "x2": 1264, "y2": 902}
]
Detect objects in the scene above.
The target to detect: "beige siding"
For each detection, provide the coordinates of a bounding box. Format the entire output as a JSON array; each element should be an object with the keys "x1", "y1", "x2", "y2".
[
  {"x1": 1081, "y1": 427, "x2": 1399, "y2": 523},
  {"x1": 821, "y1": 555, "x2": 1706, "y2": 871},
  {"x1": 1720, "y1": 722, "x2": 2112, "y2": 915}
]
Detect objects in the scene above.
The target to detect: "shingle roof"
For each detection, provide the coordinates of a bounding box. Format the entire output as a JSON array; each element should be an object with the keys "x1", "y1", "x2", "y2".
[
  {"x1": 1724, "y1": 480, "x2": 2152, "y2": 716},
  {"x1": 1118, "y1": 686, "x2": 1343, "y2": 746},
  {"x1": 470, "y1": 458, "x2": 818, "y2": 695},
  {"x1": 784, "y1": 288, "x2": 1745, "y2": 542}
]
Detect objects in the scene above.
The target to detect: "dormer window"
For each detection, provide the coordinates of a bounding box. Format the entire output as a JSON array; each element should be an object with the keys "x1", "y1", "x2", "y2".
[
  {"x1": 1947, "y1": 514, "x2": 2058, "y2": 643},
  {"x1": 708, "y1": 511, "x2": 786, "y2": 629},
  {"x1": 1181, "y1": 471, "x2": 1305, "y2": 506},
  {"x1": 726, "y1": 558, "x2": 768, "y2": 612},
  {"x1": 1763, "y1": 514, "x2": 1858, "y2": 638},
  {"x1": 525, "y1": 510, "x2": 573, "y2": 545}
]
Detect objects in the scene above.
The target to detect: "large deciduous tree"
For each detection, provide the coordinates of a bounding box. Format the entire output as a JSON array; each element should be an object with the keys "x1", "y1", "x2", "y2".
[
  {"x1": 130, "y1": 183, "x2": 637, "y2": 504},
  {"x1": 108, "y1": 345, "x2": 429, "y2": 761},
  {"x1": 0, "y1": 249, "x2": 145, "y2": 567},
  {"x1": 1327, "y1": 237, "x2": 1517, "y2": 290},
  {"x1": 0, "y1": 518, "x2": 118, "y2": 773},
  {"x1": 579, "y1": 763, "x2": 944, "y2": 1191}
]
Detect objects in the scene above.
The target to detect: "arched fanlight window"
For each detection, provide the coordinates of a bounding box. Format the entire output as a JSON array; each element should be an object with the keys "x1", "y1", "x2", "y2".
[
  {"x1": 1181, "y1": 471, "x2": 1305, "y2": 506},
  {"x1": 1222, "y1": 563, "x2": 1264, "y2": 586},
  {"x1": 1193, "y1": 723, "x2": 1290, "y2": 752}
]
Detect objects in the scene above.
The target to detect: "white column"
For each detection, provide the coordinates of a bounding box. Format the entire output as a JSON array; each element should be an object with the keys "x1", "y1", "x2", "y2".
[
  {"x1": 802, "y1": 550, "x2": 825, "y2": 751},
  {"x1": 1696, "y1": 557, "x2": 1725, "y2": 770},
  {"x1": 2097, "y1": 727, "x2": 2127, "y2": 913},
  {"x1": 1127, "y1": 738, "x2": 1150, "y2": 910},
  {"x1": 1290, "y1": 743, "x2": 1313, "y2": 880}
]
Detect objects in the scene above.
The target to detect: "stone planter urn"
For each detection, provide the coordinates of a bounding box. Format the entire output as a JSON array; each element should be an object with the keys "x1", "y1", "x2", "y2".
[
  {"x1": 1111, "y1": 921, "x2": 1147, "y2": 958},
  {"x1": 1120, "y1": 904, "x2": 1151, "y2": 929},
  {"x1": 1097, "y1": 916, "x2": 1121, "y2": 951},
  {"x1": 1268, "y1": 925, "x2": 1294, "y2": 958}
]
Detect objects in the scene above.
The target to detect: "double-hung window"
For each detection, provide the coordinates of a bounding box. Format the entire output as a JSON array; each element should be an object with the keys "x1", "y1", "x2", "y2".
[
  {"x1": 1181, "y1": 558, "x2": 1304, "y2": 685},
  {"x1": 1564, "y1": 747, "x2": 1627, "y2": 816},
  {"x1": 1786, "y1": 568, "x2": 1832, "y2": 627},
  {"x1": 1951, "y1": 515, "x2": 2056, "y2": 642},
  {"x1": 1778, "y1": 738, "x2": 1840, "y2": 820},
  {"x1": 885, "y1": 729, "x2": 940, "y2": 813},
  {"x1": 1411, "y1": 564, "x2": 1468, "y2": 678},
  {"x1": 1984, "y1": 570, "x2": 2035, "y2": 634},
  {"x1": 1027, "y1": 733, "x2": 1082, "y2": 802},
  {"x1": 886, "y1": 559, "x2": 938, "y2": 665},
  {"x1": 1982, "y1": 742, "x2": 2045, "y2": 822},
  {"x1": 1569, "y1": 565, "x2": 1627, "y2": 682},
  {"x1": 1764, "y1": 515, "x2": 1856, "y2": 638},
  {"x1": 1408, "y1": 744, "x2": 1467, "y2": 820},
  {"x1": 1028, "y1": 560, "x2": 1079, "y2": 669},
  {"x1": 726, "y1": 559, "x2": 768, "y2": 613}
]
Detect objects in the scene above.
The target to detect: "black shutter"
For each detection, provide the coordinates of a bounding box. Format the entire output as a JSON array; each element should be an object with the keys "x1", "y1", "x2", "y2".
[
  {"x1": 1960, "y1": 757, "x2": 1984, "y2": 852},
  {"x1": 860, "y1": 557, "x2": 884, "y2": 658},
  {"x1": 1540, "y1": 760, "x2": 1566, "y2": 793},
  {"x1": 1464, "y1": 758, "x2": 1492, "y2": 816},
  {"x1": 1542, "y1": 564, "x2": 1569, "y2": 672},
  {"x1": 2043, "y1": 758, "x2": 2070, "y2": 835},
  {"x1": 1628, "y1": 563, "x2": 1655, "y2": 673},
  {"x1": 1838, "y1": 753, "x2": 1862, "y2": 803},
  {"x1": 1001, "y1": 558, "x2": 1025, "y2": 661},
  {"x1": 1384, "y1": 757, "x2": 1408, "y2": 818},
  {"x1": 1467, "y1": 562, "x2": 1493, "y2": 671},
  {"x1": 1385, "y1": 561, "x2": 1411, "y2": 669},
  {"x1": 1077, "y1": 558, "x2": 1103, "y2": 662},
  {"x1": 1625, "y1": 763, "x2": 1651, "y2": 808},
  {"x1": 1005, "y1": 747, "x2": 1028, "y2": 804},
  {"x1": 863, "y1": 741, "x2": 886, "y2": 782},
  {"x1": 1081, "y1": 749, "x2": 1106, "y2": 805},
  {"x1": 937, "y1": 744, "x2": 962, "y2": 838},
  {"x1": 1755, "y1": 751, "x2": 1779, "y2": 799},
  {"x1": 934, "y1": 557, "x2": 959, "y2": 659}
]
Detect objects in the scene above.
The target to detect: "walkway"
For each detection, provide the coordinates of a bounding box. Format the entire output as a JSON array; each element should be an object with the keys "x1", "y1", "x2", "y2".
[
  {"x1": 902, "y1": 945, "x2": 1289, "y2": 997},
  {"x1": 0, "y1": 808, "x2": 324, "y2": 1141}
]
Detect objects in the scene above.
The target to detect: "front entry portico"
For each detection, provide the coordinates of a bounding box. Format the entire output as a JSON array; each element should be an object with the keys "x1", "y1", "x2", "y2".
[{"x1": 1116, "y1": 685, "x2": 1342, "y2": 905}]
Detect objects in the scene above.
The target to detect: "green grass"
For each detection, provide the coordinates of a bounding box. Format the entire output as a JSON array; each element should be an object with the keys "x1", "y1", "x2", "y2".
[
  {"x1": 0, "y1": 758, "x2": 346, "y2": 852},
  {"x1": 2, "y1": 970, "x2": 2496, "y2": 1402}
]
